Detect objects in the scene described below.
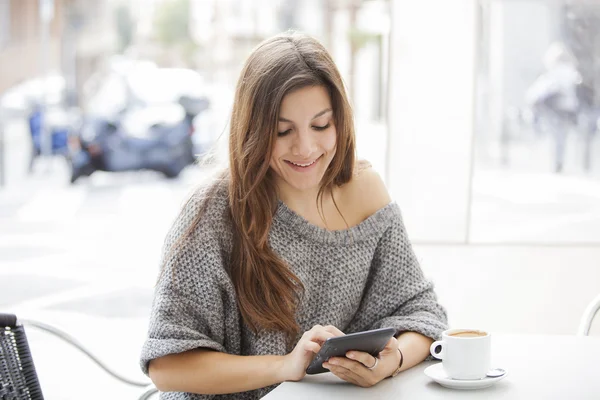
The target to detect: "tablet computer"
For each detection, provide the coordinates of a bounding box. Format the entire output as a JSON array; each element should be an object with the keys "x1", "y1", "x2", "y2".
[{"x1": 305, "y1": 327, "x2": 396, "y2": 375}]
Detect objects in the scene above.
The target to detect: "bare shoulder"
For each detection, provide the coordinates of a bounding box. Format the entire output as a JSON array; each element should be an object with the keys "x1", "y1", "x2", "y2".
[{"x1": 338, "y1": 160, "x2": 391, "y2": 220}]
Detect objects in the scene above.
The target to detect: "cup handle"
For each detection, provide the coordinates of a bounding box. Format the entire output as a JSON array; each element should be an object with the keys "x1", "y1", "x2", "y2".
[{"x1": 430, "y1": 340, "x2": 444, "y2": 360}]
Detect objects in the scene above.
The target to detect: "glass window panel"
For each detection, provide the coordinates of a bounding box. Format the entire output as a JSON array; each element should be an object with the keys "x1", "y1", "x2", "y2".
[{"x1": 471, "y1": 0, "x2": 600, "y2": 244}]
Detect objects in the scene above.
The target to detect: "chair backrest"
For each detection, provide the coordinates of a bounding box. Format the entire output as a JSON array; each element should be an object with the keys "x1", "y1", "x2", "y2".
[
  {"x1": 0, "y1": 313, "x2": 44, "y2": 400},
  {"x1": 578, "y1": 294, "x2": 600, "y2": 336}
]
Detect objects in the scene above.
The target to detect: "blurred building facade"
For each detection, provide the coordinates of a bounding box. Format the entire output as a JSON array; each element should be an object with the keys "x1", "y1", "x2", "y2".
[
  {"x1": 62, "y1": 0, "x2": 116, "y2": 106},
  {"x1": 0, "y1": 0, "x2": 63, "y2": 94},
  {"x1": 0, "y1": 0, "x2": 116, "y2": 105},
  {"x1": 124, "y1": 0, "x2": 390, "y2": 126},
  {"x1": 193, "y1": 0, "x2": 390, "y2": 122}
]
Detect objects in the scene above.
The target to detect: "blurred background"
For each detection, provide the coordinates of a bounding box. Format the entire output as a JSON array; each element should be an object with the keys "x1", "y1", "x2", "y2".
[{"x1": 0, "y1": 0, "x2": 599, "y2": 398}]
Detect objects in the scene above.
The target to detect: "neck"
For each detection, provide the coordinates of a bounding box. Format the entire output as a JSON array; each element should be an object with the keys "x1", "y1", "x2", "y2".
[{"x1": 276, "y1": 180, "x2": 327, "y2": 215}]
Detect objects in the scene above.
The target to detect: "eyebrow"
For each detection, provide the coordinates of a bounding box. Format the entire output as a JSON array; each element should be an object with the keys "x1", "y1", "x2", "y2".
[{"x1": 278, "y1": 108, "x2": 332, "y2": 123}]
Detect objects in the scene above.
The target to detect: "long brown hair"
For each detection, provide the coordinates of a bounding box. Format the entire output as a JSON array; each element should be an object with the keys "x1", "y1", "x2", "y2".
[{"x1": 170, "y1": 32, "x2": 356, "y2": 340}]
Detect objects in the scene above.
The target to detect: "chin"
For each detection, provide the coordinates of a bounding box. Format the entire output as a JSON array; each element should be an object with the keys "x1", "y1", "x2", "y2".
[
  {"x1": 283, "y1": 172, "x2": 326, "y2": 193},
  {"x1": 291, "y1": 181, "x2": 321, "y2": 192}
]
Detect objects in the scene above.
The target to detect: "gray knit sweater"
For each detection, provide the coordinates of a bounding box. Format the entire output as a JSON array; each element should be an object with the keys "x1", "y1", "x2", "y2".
[{"x1": 140, "y1": 179, "x2": 448, "y2": 399}]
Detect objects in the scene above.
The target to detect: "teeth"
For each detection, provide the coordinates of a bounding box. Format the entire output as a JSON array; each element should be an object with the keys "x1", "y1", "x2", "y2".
[{"x1": 290, "y1": 159, "x2": 316, "y2": 167}]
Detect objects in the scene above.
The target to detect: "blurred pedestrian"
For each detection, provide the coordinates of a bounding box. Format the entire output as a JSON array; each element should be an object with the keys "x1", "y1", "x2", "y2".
[{"x1": 525, "y1": 42, "x2": 582, "y2": 172}]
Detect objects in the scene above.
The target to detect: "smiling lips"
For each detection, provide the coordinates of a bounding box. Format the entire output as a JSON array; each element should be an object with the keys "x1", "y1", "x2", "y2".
[{"x1": 284, "y1": 155, "x2": 322, "y2": 169}]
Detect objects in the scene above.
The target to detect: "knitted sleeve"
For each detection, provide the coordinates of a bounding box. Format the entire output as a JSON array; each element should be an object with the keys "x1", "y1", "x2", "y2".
[
  {"x1": 139, "y1": 186, "x2": 239, "y2": 375},
  {"x1": 345, "y1": 207, "x2": 448, "y2": 341}
]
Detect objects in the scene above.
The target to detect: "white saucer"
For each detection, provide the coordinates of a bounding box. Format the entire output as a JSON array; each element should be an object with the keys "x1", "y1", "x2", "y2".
[{"x1": 424, "y1": 363, "x2": 508, "y2": 390}]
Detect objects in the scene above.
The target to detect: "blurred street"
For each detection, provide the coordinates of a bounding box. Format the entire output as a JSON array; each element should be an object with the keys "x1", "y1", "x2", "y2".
[
  {"x1": 0, "y1": 117, "x2": 211, "y2": 398},
  {"x1": 1, "y1": 173, "x2": 207, "y2": 399},
  {"x1": 471, "y1": 130, "x2": 600, "y2": 243}
]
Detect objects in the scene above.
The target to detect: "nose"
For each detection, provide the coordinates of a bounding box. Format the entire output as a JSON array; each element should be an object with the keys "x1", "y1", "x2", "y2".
[{"x1": 291, "y1": 129, "x2": 317, "y2": 158}]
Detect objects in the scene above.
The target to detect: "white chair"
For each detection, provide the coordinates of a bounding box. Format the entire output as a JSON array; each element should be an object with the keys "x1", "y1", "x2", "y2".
[
  {"x1": 578, "y1": 294, "x2": 600, "y2": 336},
  {"x1": 0, "y1": 313, "x2": 158, "y2": 399}
]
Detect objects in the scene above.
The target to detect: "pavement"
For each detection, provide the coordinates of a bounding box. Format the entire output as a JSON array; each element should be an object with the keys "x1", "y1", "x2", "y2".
[
  {"x1": 0, "y1": 132, "x2": 211, "y2": 398},
  {"x1": 470, "y1": 129, "x2": 600, "y2": 243}
]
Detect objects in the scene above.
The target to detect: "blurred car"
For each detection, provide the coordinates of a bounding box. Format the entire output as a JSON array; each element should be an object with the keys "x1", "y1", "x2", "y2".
[
  {"x1": 69, "y1": 61, "x2": 211, "y2": 183},
  {"x1": 69, "y1": 105, "x2": 197, "y2": 183}
]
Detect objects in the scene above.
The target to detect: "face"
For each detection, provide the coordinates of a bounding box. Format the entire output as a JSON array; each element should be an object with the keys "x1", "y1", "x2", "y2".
[{"x1": 270, "y1": 85, "x2": 337, "y2": 194}]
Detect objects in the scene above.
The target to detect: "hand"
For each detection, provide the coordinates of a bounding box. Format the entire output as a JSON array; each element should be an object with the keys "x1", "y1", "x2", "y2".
[
  {"x1": 279, "y1": 325, "x2": 345, "y2": 382},
  {"x1": 323, "y1": 336, "x2": 401, "y2": 388}
]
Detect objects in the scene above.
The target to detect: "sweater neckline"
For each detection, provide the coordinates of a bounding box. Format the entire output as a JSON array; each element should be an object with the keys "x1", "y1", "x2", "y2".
[{"x1": 274, "y1": 200, "x2": 400, "y2": 245}]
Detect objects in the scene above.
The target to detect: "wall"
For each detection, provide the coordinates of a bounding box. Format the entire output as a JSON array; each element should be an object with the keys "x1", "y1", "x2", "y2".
[{"x1": 388, "y1": 0, "x2": 477, "y2": 243}]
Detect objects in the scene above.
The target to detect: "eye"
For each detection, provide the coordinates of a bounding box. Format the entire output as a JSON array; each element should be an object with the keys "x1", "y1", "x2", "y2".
[
  {"x1": 313, "y1": 123, "x2": 331, "y2": 131},
  {"x1": 277, "y1": 129, "x2": 292, "y2": 137}
]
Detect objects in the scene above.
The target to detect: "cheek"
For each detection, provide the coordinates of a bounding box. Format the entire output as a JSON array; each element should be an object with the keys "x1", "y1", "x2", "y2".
[
  {"x1": 270, "y1": 139, "x2": 285, "y2": 167},
  {"x1": 323, "y1": 129, "x2": 337, "y2": 153}
]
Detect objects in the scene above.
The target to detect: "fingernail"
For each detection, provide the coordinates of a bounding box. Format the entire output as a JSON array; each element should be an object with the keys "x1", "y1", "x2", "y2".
[
  {"x1": 347, "y1": 352, "x2": 354, "y2": 359},
  {"x1": 322, "y1": 363, "x2": 330, "y2": 369},
  {"x1": 329, "y1": 359, "x2": 338, "y2": 365}
]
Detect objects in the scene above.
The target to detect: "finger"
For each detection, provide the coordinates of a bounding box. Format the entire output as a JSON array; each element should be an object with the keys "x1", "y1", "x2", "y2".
[
  {"x1": 328, "y1": 357, "x2": 368, "y2": 375},
  {"x1": 307, "y1": 330, "x2": 336, "y2": 344},
  {"x1": 303, "y1": 341, "x2": 321, "y2": 354},
  {"x1": 324, "y1": 363, "x2": 359, "y2": 384},
  {"x1": 345, "y1": 351, "x2": 377, "y2": 369},
  {"x1": 302, "y1": 325, "x2": 323, "y2": 340},
  {"x1": 324, "y1": 325, "x2": 345, "y2": 336},
  {"x1": 326, "y1": 363, "x2": 373, "y2": 388}
]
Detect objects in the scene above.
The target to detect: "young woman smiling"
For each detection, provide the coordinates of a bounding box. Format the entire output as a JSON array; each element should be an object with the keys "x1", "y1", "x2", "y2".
[{"x1": 141, "y1": 32, "x2": 448, "y2": 400}]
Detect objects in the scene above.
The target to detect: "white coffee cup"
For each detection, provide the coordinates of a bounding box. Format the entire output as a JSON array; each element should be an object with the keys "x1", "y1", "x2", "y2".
[{"x1": 429, "y1": 329, "x2": 491, "y2": 380}]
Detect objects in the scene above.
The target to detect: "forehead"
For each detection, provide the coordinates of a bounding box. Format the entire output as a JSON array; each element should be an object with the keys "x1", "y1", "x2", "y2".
[{"x1": 279, "y1": 86, "x2": 332, "y2": 119}]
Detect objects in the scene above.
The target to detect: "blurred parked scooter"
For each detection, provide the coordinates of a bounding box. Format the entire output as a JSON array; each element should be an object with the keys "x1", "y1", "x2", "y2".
[{"x1": 68, "y1": 97, "x2": 209, "y2": 184}]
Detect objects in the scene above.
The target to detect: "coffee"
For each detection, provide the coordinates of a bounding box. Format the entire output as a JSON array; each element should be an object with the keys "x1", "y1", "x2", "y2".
[
  {"x1": 448, "y1": 330, "x2": 487, "y2": 338},
  {"x1": 431, "y1": 328, "x2": 492, "y2": 379}
]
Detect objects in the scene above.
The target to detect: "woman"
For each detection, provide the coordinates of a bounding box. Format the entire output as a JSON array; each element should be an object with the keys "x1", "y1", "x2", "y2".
[{"x1": 141, "y1": 32, "x2": 448, "y2": 399}]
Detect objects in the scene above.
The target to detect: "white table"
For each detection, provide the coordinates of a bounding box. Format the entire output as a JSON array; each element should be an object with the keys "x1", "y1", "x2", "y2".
[{"x1": 263, "y1": 334, "x2": 600, "y2": 399}]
